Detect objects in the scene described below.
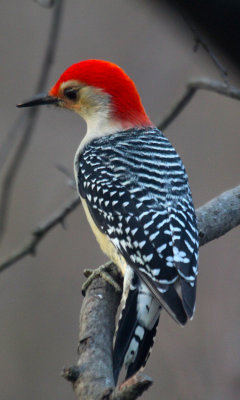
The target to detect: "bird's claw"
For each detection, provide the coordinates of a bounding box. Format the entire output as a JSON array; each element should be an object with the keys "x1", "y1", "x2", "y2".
[{"x1": 82, "y1": 261, "x2": 122, "y2": 295}]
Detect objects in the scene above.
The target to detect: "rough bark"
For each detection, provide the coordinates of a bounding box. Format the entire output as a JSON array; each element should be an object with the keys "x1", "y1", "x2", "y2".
[{"x1": 63, "y1": 185, "x2": 240, "y2": 399}]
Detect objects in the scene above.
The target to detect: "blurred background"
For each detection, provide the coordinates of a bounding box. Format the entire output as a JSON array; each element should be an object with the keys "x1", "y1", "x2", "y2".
[{"x1": 0, "y1": 1, "x2": 240, "y2": 399}]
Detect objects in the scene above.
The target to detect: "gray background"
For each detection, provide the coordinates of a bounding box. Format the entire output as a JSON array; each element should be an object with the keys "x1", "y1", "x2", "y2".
[{"x1": 0, "y1": 1, "x2": 240, "y2": 399}]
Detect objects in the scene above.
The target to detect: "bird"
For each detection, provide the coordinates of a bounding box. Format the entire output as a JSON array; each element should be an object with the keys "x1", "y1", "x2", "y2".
[{"x1": 17, "y1": 59, "x2": 199, "y2": 383}]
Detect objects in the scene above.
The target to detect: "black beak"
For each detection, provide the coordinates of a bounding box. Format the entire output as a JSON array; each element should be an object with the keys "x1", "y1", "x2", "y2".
[{"x1": 17, "y1": 92, "x2": 60, "y2": 108}]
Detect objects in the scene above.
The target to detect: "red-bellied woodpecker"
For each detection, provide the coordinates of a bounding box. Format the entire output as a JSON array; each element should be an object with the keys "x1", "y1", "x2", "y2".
[{"x1": 17, "y1": 60, "x2": 199, "y2": 382}]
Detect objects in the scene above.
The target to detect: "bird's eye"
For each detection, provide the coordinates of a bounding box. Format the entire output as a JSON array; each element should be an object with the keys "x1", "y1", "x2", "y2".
[{"x1": 63, "y1": 87, "x2": 79, "y2": 101}]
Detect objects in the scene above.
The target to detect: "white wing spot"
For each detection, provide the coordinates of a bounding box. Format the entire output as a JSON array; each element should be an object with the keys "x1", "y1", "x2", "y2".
[
  {"x1": 135, "y1": 326, "x2": 145, "y2": 340},
  {"x1": 173, "y1": 246, "x2": 190, "y2": 263},
  {"x1": 193, "y1": 265, "x2": 198, "y2": 275},
  {"x1": 144, "y1": 220, "x2": 153, "y2": 229},
  {"x1": 164, "y1": 229, "x2": 171, "y2": 235},
  {"x1": 157, "y1": 243, "x2": 167, "y2": 254},
  {"x1": 139, "y1": 240, "x2": 146, "y2": 249},
  {"x1": 143, "y1": 253, "x2": 153, "y2": 263},
  {"x1": 149, "y1": 231, "x2": 159, "y2": 241},
  {"x1": 152, "y1": 268, "x2": 160, "y2": 276},
  {"x1": 131, "y1": 228, "x2": 138, "y2": 235}
]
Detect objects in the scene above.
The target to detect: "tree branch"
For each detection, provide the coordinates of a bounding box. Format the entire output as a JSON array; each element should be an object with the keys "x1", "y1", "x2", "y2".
[
  {"x1": 0, "y1": 184, "x2": 238, "y2": 399},
  {"x1": 71, "y1": 264, "x2": 121, "y2": 399},
  {"x1": 196, "y1": 184, "x2": 240, "y2": 246},
  {"x1": 62, "y1": 185, "x2": 240, "y2": 399},
  {"x1": 62, "y1": 264, "x2": 152, "y2": 400},
  {"x1": 1, "y1": 185, "x2": 239, "y2": 274},
  {"x1": 0, "y1": 0, "x2": 64, "y2": 242},
  {"x1": 158, "y1": 86, "x2": 196, "y2": 131},
  {"x1": 34, "y1": 0, "x2": 56, "y2": 8},
  {"x1": 0, "y1": 195, "x2": 80, "y2": 273},
  {"x1": 188, "y1": 77, "x2": 240, "y2": 100},
  {"x1": 110, "y1": 374, "x2": 153, "y2": 400},
  {"x1": 158, "y1": 78, "x2": 240, "y2": 131},
  {"x1": 186, "y1": 19, "x2": 228, "y2": 83}
]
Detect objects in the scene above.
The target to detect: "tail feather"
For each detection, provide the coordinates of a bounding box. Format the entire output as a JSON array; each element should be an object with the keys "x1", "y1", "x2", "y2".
[
  {"x1": 134, "y1": 268, "x2": 188, "y2": 326},
  {"x1": 181, "y1": 278, "x2": 197, "y2": 319},
  {"x1": 160, "y1": 285, "x2": 188, "y2": 325},
  {"x1": 125, "y1": 315, "x2": 159, "y2": 380},
  {"x1": 113, "y1": 270, "x2": 161, "y2": 383}
]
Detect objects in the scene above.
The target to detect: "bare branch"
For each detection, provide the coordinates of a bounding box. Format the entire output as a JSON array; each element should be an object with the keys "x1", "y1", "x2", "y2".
[
  {"x1": 110, "y1": 374, "x2": 152, "y2": 400},
  {"x1": 62, "y1": 263, "x2": 121, "y2": 399},
  {"x1": 62, "y1": 263, "x2": 151, "y2": 400},
  {"x1": 0, "y1": 114, "x2": 27, "y2": 172},
  {"x1": 158, "y1": 78, "x2": 240, "y2": 131},
  {"x1": 1, "y1": 185, "x2": 239, "y2": 275},
  {"x1": 0, "y1": 195, "x2": 80, "y2": 274},
  {"x1": 197, "y1": 184, "x2": 240, "y2": 246},
  {"x1": 34, "y1": 0, "x2": 56, "y2": 8},
  {"x1": 56, "y1": 164, "x2": 76, "y2": 189},
  {"x1": 0, "y1": 185, "x2": 238, "y2": 398},
  {"x1": 62, "y1": 185, "x2": 240, "y2": 399},
  {"x1": 186, "y1": 19, "x2": 228, "y2": 83},
  {"x1": 188, "y1": 77, "x2": 240, "y2": 99},
  {"x1": 158, "y1": 86, "x2": 196, "y2": 131},
  {"x1": 0, "y1": 0, "x2": 64, "y2": 242}
]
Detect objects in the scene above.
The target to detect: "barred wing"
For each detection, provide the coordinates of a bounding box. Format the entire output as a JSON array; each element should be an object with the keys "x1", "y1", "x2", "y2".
[{"x1": 77, "y1": 128, "x2": 199, "y2": 322}]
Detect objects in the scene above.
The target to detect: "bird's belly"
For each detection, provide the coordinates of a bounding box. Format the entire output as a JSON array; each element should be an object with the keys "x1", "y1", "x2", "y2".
[{"x1": 81, "y1": 196, "x2": 127, "y2": 275}]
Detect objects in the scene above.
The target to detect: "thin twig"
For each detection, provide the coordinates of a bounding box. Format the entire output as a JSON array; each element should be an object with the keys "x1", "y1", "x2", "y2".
[
  {"x1": 158, "y1": 86, "x2": 196, "y2": 131},
  {"x1": 1, "y1": 184, "x2": 239, "y2": 276},
  {"x1": 188, "y1": 77, "x2": 240, "y2": 99},
  {"x1": 56, "y1": 164, "x2": 76, "y2": 189},
  {"x1": 0, "y1": 0, "x2": 64, "y2": 242},
  {"x1": 158, "y1": 78, "x2": 240, "y2": 131},
  {"x1": 0, "y1": 114, "x2": 27, "y2": 172},
  {"x1": 34, "y1": 0, "x2": 56, "y2": 8},
  {"x1": 0, "y1": 195, "x2": 80, "y2": 273},
  {"x1": 186, "y1": 19, "x2": 228, "y2": 83}
]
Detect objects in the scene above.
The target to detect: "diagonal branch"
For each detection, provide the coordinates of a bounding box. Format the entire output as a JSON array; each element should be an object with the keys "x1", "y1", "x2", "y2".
[
  {"x1": 34, "y1": 0, "x2": 56, "y2": 8},
  {"x1": 0, "y1": 185, "x2": 239, "y2": 274},
  {"x1": 62, "y1": 263, "x2": 152, "y2": 400},
  {"x1": 186, "y1": 19, "x2": 228, "y2": 83},
  {"x1": 0, "y1": 195, "x2": 80, "y2": 273},
  {"x1": 0, "y1": 0, "x2": 64, "y2": 242},
  {"x1": 158, "y1": 78, "x2": 240, "y2": 131},
  {"x1": 196, "y1": 184, "x2": 240, "y2": 246},
  {"x1": 62, "y1": 184, "x2": 240, "y2": 400},
  {"x1": 158, "y1": 86, "x2": 196, "y2": 131}
]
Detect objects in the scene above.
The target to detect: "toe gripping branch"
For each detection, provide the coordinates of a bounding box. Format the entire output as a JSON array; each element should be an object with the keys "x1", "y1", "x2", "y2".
[{"x1": 82, "y1": 261, "x2": 122, "y2": 296}]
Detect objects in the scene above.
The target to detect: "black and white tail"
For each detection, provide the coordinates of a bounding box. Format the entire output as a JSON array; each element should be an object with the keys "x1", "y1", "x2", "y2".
[{"x1": 113, "y1": 267, "x2": 161, "y2": 383}]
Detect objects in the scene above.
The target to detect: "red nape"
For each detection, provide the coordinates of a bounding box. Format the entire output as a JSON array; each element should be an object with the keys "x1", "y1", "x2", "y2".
[{"x1": 49, "y1": 60, "x2": 152, "y2": 127}]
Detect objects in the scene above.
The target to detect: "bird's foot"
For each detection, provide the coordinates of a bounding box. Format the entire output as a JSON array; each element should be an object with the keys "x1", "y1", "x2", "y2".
[{"x1": 82, "y1": 260, "x2": 122, "y2": 295}]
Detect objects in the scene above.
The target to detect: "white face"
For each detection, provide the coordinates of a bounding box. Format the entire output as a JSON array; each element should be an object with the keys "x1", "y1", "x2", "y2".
[
  {"x1": 58, "y1": 80, "x2": 124, "y2": 152},
  {"x1": 59, "y1": 80, "x2": 112, "y2": 121}
]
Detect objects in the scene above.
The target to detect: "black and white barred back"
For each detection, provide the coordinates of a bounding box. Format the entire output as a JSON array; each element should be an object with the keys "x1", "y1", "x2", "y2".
[{"x1": 76, "y1": 127, "x2": 199, "y2": 380}]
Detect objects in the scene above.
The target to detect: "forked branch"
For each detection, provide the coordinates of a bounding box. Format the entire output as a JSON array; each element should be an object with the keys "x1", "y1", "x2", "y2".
[
  {"x1": 62, "y1": 185, "x2": 240, "y2": 400},
  {"x1": 158, "y1": 78, "x2": 240, "y2": 131},
  {"x1": 1, "y1": 185, "x2": 239, "y2": 274}
]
